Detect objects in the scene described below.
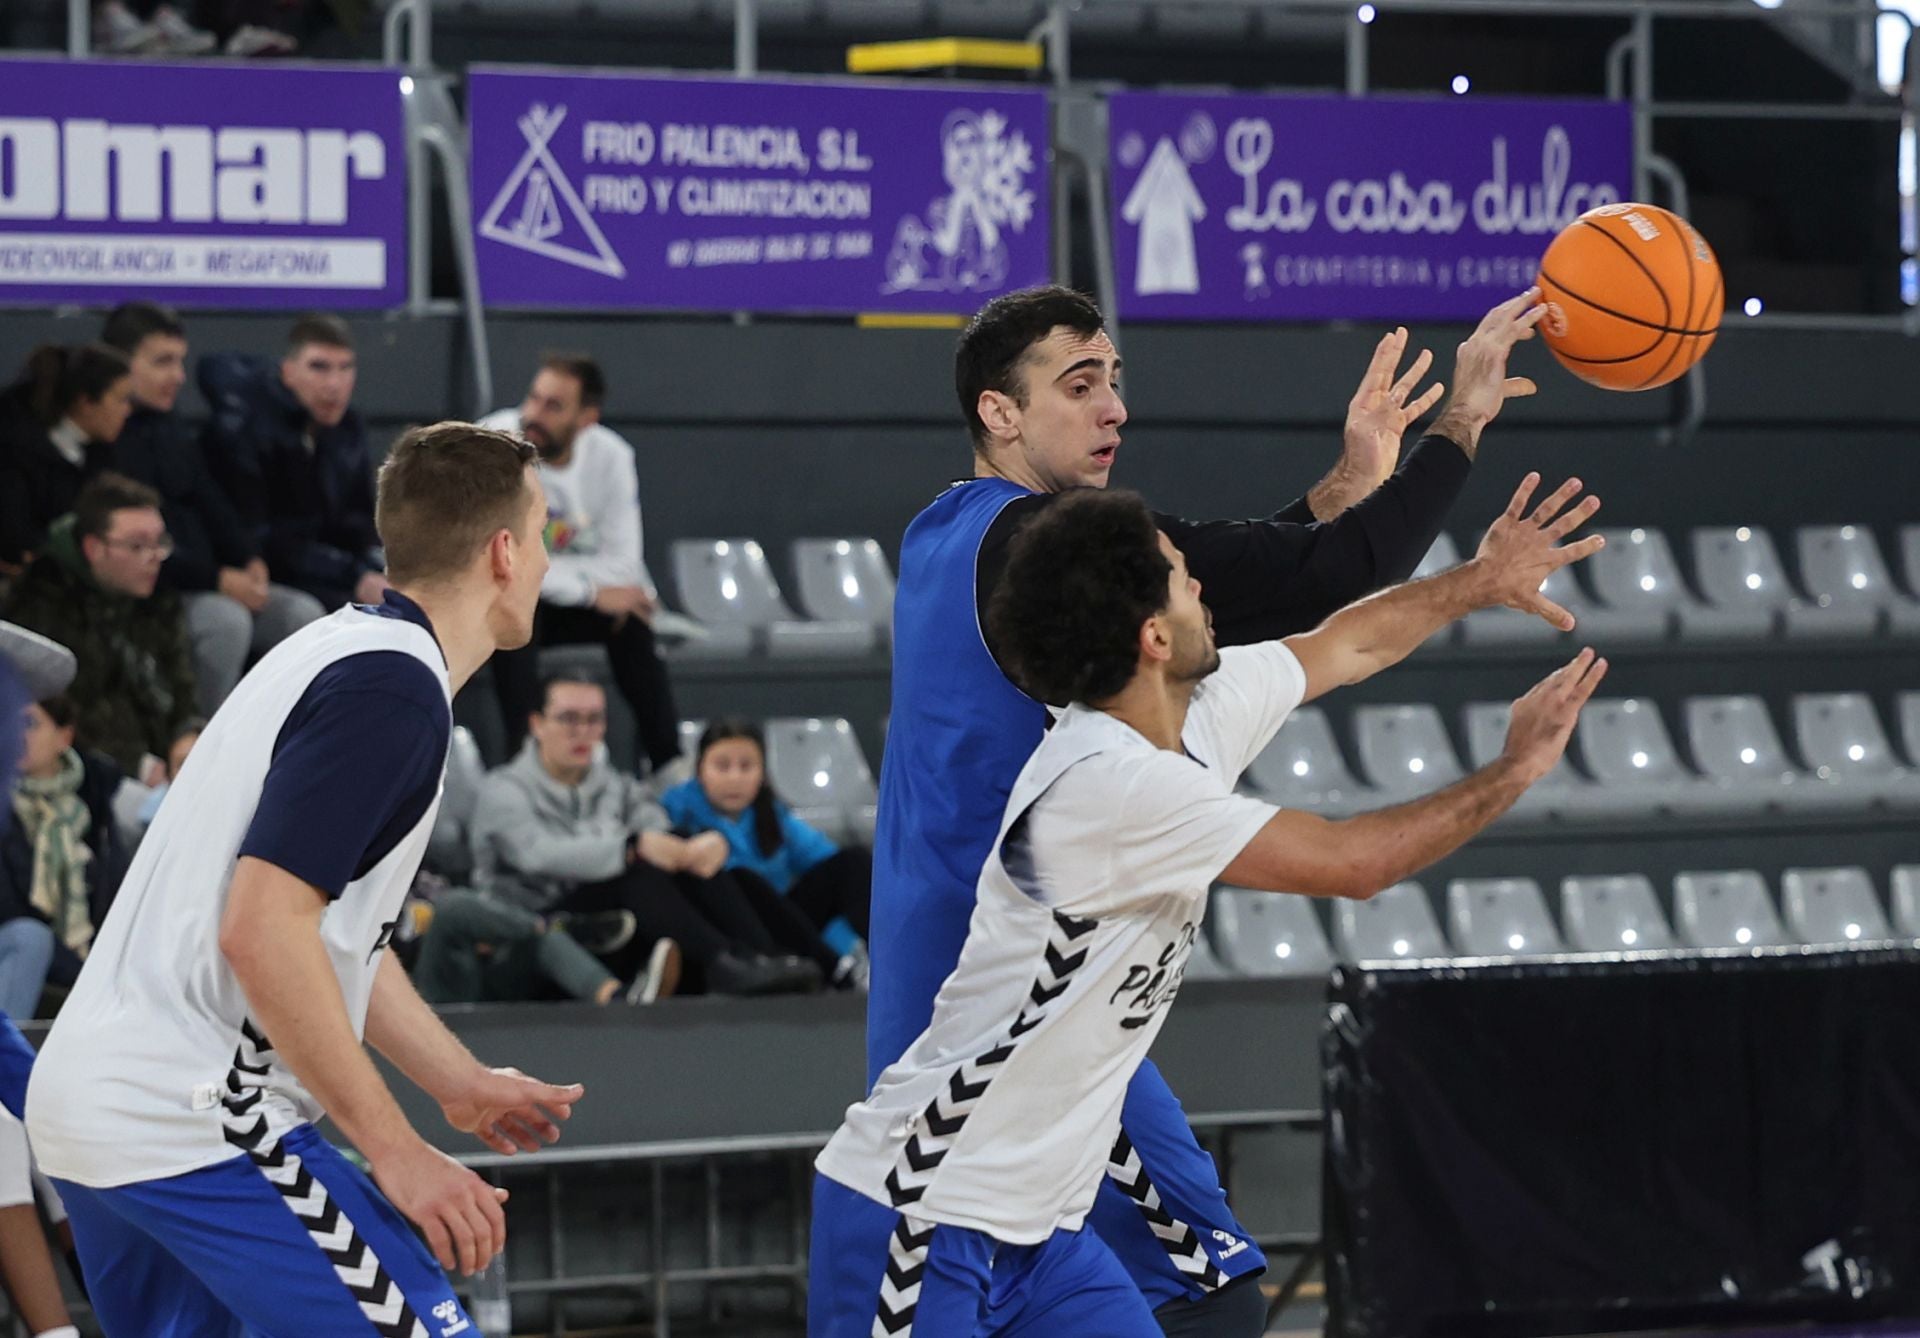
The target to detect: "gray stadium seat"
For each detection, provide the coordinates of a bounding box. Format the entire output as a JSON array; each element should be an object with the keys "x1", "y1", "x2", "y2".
[
  {"x1": 1586, "y1": 526, "x2": 1769, "y2": 641},
  {"x1": 1561, "y1": 874, "x2": 1676, "y2": 952},
  {"x1": 1791, "y1": 693, "x2": 1920, "y2": 810},
  {"x1": 763, "y1": 716, "x2": 878, "y2": 844},
  {"x1": 1781, "y1": 867, "x2": 1892, "y2": 947},
  {"x1": 1576, "y1": 697, "x2": 1722, "y2": 817},
  {"x1": 427, "y1": 725, "x2": 485, "y2": 877},
  {"x1": 1463, "y1": 700, "x2": 1640, "y2": 822},
  {"x1": 1447, "y1": 878, "x2": 1564, "y2": 957},
  {"x1": 791, "y1": 538, "x2": 896, "y2": 642},
  {"x1": 1891, "y1": 866, "x2": 1920, "y2": 938},
  {"x1": 1673, "y1": 870, "x2": 1790, "y2": 949},
  {"x1": 1901, "y1": 526, "x2": 1920, "y2": 598},
  {"x1": 1684, "y1": 695, "x2": 1851, "y2": 814},
  {"x1": 1694, "y1": 525, "x2": 1867, "y2": 639},
  {"x1": 1900, "y1": 693, "x2": 1920, "y2": 767},
  {"x1": 671, "y1": 539, "x2": 876, "y2": 658},
  {"x1": 1407, "y1": 533, "x2": 1461, "y2": 647},
  {"x1": 1353, "y1": 704, "x2": 1465, "y2": 798},
  {"x1": 1243, "y1": 706, "x2": 1379, "y2": 817},
  {"x1": 1209, "y1": 888, "x2": 1335, "y2": 978},
  {"x1": 1331, "y1": 880, "x2": 1450, "y2": 961},
  {"x1": 678, "y1": 718, "x2": 707, "y2": 757},
  {"x1": 1183, "y1": 932, "x2": 1232, "y2": 981},
  {"x1": 1796, "y1": 526, "x2": 1920, "y2": 636},
  {"x1": 1462, "y1": 565, "x2": 1579, "y2": 645}
]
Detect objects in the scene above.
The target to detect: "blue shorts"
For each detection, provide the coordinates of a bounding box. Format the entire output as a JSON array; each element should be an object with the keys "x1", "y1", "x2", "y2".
[
  {"x1": 1090, "y1": 1058, "x2": 1268, "y2": 1311},
  {"x1": 55, "y1": 1123, "x2": 473, "y2": 1338},
  {"x1": 809, "y1": 1172, "x2": 1161, "y2": 1338}
]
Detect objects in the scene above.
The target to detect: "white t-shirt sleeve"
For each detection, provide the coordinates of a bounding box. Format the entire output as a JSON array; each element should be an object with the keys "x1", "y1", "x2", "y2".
[
  {"x1": 1045, "y1": 751, "x2": 1276, "y2": 919},
  {"x1": 1182, "y1": 642, "x2": 1309, "y2": 782}
]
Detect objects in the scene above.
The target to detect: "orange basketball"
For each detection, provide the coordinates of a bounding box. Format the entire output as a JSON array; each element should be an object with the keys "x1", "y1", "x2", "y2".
[{"x1": 1535, "y1": 202, "x2": 1722, "y2": 391}]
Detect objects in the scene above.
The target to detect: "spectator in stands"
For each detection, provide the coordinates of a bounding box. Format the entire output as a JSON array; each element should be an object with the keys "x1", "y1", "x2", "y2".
[
  {"x1": 479, "y1": 354, "x2": 682, "y2": 774},
  {"x1": 412, "y1": 891, "x2": 677, "y2": 1008},
  {"x1": 470, "y1": 674, "x2": 823, "y2": 996},
  {"x1": 92, "y1": 1, "x2": 217, "y2": 53},
  {"x1": 102, "y1": 303, "x2": 324, "y2": 711},
  {"x1": 0, "y1": 695, "x2": 128, "y2": 1017},
  {"x1": 2, "y1": 475, "x2": 198, "y2": 782},
  {"x1": 664, "y1": 718, "x2": 872, "y2": 990},
  {"x1": 0, "y1": 345, "x2": 132, "y2": 574},
  {"x1": 200, "y1": 314, "x2": 386, "y2": 612}
]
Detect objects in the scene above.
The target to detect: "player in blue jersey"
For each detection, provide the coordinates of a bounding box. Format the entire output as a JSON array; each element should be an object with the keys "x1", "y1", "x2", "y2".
[
  {"x1": 870, "y1": 284, "x2": 1549, "y2": 1335},
  {"x1": 28, "y1": 423, "x2": 583, "y2": 1337}
]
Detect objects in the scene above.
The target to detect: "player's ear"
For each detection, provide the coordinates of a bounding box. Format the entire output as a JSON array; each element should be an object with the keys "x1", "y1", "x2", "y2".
[
  {"x1": 977, "y1": 389, "x2": 1019, "y2": 444},
  {"x1": 1139, "y1": 612, "x2": 1172, "y2": 666}
]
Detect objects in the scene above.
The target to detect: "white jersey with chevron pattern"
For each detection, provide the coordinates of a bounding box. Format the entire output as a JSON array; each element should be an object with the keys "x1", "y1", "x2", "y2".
[{"x1": 817, "y1": 641, "x2": 1306, "y2": 1245}]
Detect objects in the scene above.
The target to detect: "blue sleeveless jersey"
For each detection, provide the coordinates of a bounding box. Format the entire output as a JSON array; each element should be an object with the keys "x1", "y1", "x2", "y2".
[{"x1": 867, "y1": 477, "x2": 1045, "y2": 1083}]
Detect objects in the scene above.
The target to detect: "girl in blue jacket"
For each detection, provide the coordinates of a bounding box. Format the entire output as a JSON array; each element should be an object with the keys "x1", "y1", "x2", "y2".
[{"x1": 662, "y1": 718, "x2": 871, "y2": 988}]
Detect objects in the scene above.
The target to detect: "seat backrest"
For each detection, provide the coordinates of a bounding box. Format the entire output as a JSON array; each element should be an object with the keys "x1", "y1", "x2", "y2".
[
  {"x1": 791, "y1": 537, "x2": 896, "y2": 626},
  {"x1": 1209, "y1": 887, "x2": 1335, "y2": 978},
  {"x1": 442, "y1": 726, "x2": 485, "y2": 832},
  {"x1": 1796, "y1": 525, "x2": 1896, "y2": 610},
  {"x1": 671, "y1": 539, "x2": 795, "y2": 626},
  {"x1": 1183, "y1": 932, "x2": 1231, "y2": 981},
  {"x1": 1447, "y1": 878, "x2": 1563, "y2": 956},
  {"x1": 1781, "y1": 866, "x2": 1892, "y2": 946},
  {"x1": 1463, "y1": 701, "x2": 1577, "y2": 786},
  {"x1": 1899, "y1": 693, "x2": 1920, "y2": 766},
  {"x1": 1409, "y1": 532, "x2": 1462, "y2": 580},
  {"x1": 1576, "y1": 698, "x2": 1693, "y2": 785},
  {"x1": 1353, "y1": 704, "x2": 1466, "y2": 795},
  {"x1": 763, "y1": 716, "x2": 878, "y2": 809},
  {"x1": 1244, "y1": 706, "x2": 1361, "y2": 801},
  {"x1": 679, "y1": 718, "x2": 707, "y2": 759},
  {"x1": 1561, "y1": 874, "x2": 1676, "y2": 951},
  {"x1": 1693, "y1": 526, "x2": 1795, "y2": 610},
  {"x1": 1901, "y1": 525, "x2": 1920, "y2": 596},
  {"x1": 1672, "y1": 870, "x2": 1789, "y2": 948},
  {"x1": 1792, "y1": 693, "x2": 1900, "y2": 779},
  {"x1": 1588, "y1": 526, "x2": 1693, "y2": 609},
  {"x1": 1332, "y1": 881, "x2": 1449, "y2": 961},
  {"x1": 1684, "y1": 695, "x2": 1792, "y2": 782},
  {"x1": 1891, "y1": 866, "x2": 1920, "y2": 938}
]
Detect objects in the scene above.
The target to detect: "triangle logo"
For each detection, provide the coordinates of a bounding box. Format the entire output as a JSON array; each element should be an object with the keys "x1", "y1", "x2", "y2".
[{"x1": 477, "y1": 103, "x2": 627, "y2": 279}]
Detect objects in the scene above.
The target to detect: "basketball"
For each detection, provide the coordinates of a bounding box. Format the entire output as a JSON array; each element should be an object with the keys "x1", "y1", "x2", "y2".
[{"x1": 1535, "y1": 203, "x2": 1723, "y2": 391}]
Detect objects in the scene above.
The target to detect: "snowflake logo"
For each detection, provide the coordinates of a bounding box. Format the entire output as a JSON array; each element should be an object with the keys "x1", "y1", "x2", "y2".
[{"x1": 883, "y1": 106, "x2": 1037, "y2": 295}]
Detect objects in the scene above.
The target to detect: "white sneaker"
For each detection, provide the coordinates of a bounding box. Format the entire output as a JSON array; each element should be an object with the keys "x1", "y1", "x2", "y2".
[
  {"x1": 94, "y1": 1, "x2": 159, "y2": 54},
  {"x1": 148, "y1": 5, "x2": 217, "y2": 54},
  {"x1": 223, "y1": 24, "x2": 298, "y2": 57},
  {"x1": 832, "y1": 941, "x2": 871, "y2": 994},
  {"x1": 626, "y1": 937, "x2": 682, "y2": 1005}
]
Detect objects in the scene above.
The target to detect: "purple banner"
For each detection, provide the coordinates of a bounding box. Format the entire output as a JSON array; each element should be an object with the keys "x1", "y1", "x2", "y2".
[
  {"x1": 1107, "y1": 92, "x2": 1632, "y2": 322},
  {"x1": 0, "y1": 57, "x2": 406, "y2": 309},
  {"x1": 469, "y1": 68, "x2": 1050, "y2": 313}
]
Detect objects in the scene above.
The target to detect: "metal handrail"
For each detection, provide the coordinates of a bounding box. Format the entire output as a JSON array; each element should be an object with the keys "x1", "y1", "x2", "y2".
[{"x1": 418, "y1": 118, "x2": 494, "y2": 419}]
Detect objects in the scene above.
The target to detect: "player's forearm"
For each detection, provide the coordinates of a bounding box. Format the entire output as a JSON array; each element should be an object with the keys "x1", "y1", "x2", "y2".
[
  {"x1": 365, "y1": 951, "x2": 487, "y2": 1107},
  {"x1": 221, "y1": 907, "x2": 420, "y2": 1164},
  {"x1": 1329, "y1": 758, "x2": 1530, "y2": 893},
  {"x1": 1303, "y1": 456, "x2": 1379, "y2": 522},
  {"x1": 1299, "y1": 559, "x2": 1492, "y2": 690}
]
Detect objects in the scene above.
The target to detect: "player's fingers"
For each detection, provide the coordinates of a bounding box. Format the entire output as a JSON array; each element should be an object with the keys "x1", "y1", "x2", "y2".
[
  {"x1": 535, "y1": 1081, "x2": 584, "y2": 1109},
  {"x1": 1545, "y1": 495, "x2": 1603, "y2": 542},
  {"x1": 1503, "y1": 376, "x2": 1539, "y2": 399},
  {"x1": 474, "y1": 1180, "x2": 508, "y2": 1263},
  {"x1": 498, "y1": 1117, "x2": 543, "y2": 1153},
  {"x1": 1511, "y1": 302, "x2": 1550, "y2": 336},
  {"x1": 1404, "y1": 381, "x2": 1445, "y2": 421},
  {"x1": 1573, "y1": 656, "x2": 1611, "y2": 702},
  {"x1": 475, "y1": 1124, "x2": 518, "y2": 1157},
  {"x1": 421, "y1": 1215, "x2": 457, "y2": 1274},
  {"x1": 1528, "y1": 476, "x2": 1584, "y2": 526},
  {"x1": 1501, "y1": 471, "x2": 1541, "y2": 522},
  {"x1": 455, "y1": 1198, "x2": 494, "y2": 1275},
  {"x1": 1355, "y1": 328, "x2": 1400, "y2": 398},
  {"x1": 442, "y1": 1203, "x2": 480, "y2": 1277},
  {"x1": 1389, "y1": 346, "x2": 1434, "y2": 402},
  {"x1": 1486, "y1": 286, "x2": 1542, "y2": 328},
  {"x1": 1519, "y1": 593, "x2": 1576, "y2": 632}
]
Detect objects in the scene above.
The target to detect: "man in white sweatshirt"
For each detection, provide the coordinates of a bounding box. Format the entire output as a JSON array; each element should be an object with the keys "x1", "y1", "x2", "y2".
[{"x1": 479, "y1": 354, "x2": 682, "y2": 773}]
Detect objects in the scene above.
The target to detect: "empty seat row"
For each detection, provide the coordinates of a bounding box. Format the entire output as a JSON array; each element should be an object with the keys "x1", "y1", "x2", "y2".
[
  {"x1": 1246, "y1": 693, "x2": 1920, "y2": 822},
  {"x1": 1192, "y1": 867, "x2": 1920, "y2": 979},
  {"x1": 1410, "y1": 524, "x2": 1920, "y2": 645},
  {"x1": 668, "y1": 537, "x2": 894, "y2": 659}
]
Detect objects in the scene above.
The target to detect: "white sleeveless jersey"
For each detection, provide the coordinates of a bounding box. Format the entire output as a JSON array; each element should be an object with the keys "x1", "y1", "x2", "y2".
[
  {"x1": 816, "y1": 642, "x2": 1306, "y2": 1243},
  {"x1": 26, "y1": 605, "x2": 450, "y2": 1188}
]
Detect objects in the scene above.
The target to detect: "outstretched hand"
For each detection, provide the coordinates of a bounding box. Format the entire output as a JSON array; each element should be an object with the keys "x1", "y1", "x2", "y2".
[
  {"x1": 1433, "y1": 289, "x2": 1550, "y2": 452},
  {"x1": 442, "y1": 1066, "x2": 584, "y2": 1157},
  {"x1": 1471, "y1": 472, "x2": 1605, "y2": 629},
  {"x1": 1341, "y1": 326, "x2": 1446, "y2": 485},
  {"x1": 1503, "y1": 648, "x2": 1610, "y2": 784}
]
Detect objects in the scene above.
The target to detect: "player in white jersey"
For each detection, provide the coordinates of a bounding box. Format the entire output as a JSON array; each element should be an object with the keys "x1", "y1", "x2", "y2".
[
  {"x1": 27, "y1": 422, "x2": 581, "y2": 1337},
  {"x1": 810, "y1": 476, "x2": 1610, "y2": 1337}
]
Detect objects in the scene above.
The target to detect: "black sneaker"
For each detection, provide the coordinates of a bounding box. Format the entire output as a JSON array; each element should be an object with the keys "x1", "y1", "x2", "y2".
[
  {"x1": 551, "y1": 909, "x2": 637, "y2": 957},
  {"x1": 625, "y1": 937, "x2": 682, "y2": 1004},
  {"x1": 707, "y1": 950, "x2": 823, "y2": 996}
]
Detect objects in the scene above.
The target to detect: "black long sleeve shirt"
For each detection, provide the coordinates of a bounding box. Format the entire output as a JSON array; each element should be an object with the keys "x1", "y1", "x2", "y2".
[{"x1": 974, "y1": 432, "x2": 1473, "y2": 667}]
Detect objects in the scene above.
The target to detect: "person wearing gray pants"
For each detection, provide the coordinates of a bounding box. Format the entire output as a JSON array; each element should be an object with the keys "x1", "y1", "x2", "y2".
[{"x1": 412, "y1": 889, "x2": 679, "y2": 1007}]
